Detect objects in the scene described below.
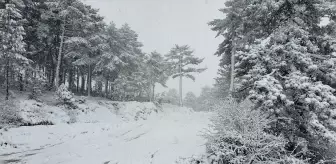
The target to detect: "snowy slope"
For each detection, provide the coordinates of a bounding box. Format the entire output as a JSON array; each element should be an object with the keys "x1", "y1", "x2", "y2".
[
  {"x1": 11, "y1": 97, "x2": 161, "y2": 125},
  {"x1": 0, "y1": 101, "x2": 212, "y2": 164}
]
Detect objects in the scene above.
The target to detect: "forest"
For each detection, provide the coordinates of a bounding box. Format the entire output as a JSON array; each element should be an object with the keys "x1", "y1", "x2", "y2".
[
  {"x1": 0, "y1": 0, "x2": 205, "y2": 102},
  {"x1": 1, "y1": 0, "x2": 336, "y2": 164}
]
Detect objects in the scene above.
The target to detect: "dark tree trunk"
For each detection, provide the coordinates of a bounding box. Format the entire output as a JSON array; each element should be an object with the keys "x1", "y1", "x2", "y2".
[
  {"x1": 55, "y1": 23, "x2": 65, "y2": 89},
  {"x1": 25, "y1": 70, "x2": 29, "y2": 91},
  {"x1": 87, "y1": 65, "x2": 91, "y2": 97},
  {"x1": 97, "y1": 81, "x2": 102, "y2": 96},
  {"x1": 68, "y1": 67, "x2": 73, "y2": 91},
  {"x1": 62, "y1": 68, "x2": 66, "y2": 85},
  {"x1": 19, "y1": 73, "x2": 24, "y2": 91},
  {"x1": 105, "y1": 78, "x2": 109, "y2": 98},
  {"x1": 11, "y1": 65, "x2": 15, "y2": 89},
  {"x1": 76, "y1": 67, "x2": 79, "y2": 93},
  {"x1": 50, "y1": 60, "x2": 55, "y2": 91},
  {"x1": 81, "y1": 71, "x2": 85, "y2": 94},
  {"x1": 5, "y1": 58, "x2": 9, "y2": 100}
]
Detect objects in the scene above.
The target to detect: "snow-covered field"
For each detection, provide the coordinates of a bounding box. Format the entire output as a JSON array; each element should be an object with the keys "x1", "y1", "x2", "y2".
[{"x1": 0, "y1": 99, "x2": 212, "y2": 164}]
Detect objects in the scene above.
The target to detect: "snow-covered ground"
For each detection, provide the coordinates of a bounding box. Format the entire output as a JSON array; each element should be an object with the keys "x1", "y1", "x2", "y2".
[{"x1": 0, "y1": 100, "x2": 212, "y2": 164}]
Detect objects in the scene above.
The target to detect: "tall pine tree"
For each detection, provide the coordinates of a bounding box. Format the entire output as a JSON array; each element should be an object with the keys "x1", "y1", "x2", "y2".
[
  {"x1": 0, "y1": 0, "x2": 28, "y2": 100},
  {"x1": 166, "y1": 45, "x2": 206, "y2": 106},
  {"x1": 210, "y1": 0, "x2": 336, "y2": 161}
]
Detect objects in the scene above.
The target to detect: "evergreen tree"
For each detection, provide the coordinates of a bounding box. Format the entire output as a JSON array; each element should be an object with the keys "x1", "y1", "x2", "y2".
[
  {"x1": 94, "y1": 22, "x2": 121, "y2": 97},
  {"x1": 210, "y1": 0, "x2": 336, "y2": 161},
  {"x1": 65, "y1": 2, "x2": 105, "y2": 96},
  {"x1": 94, "y1": 23, "x2": 144, "y2": 99},
  {"x1": 166, "y1": 45, "x2": 206, "y2": 106},
  {"x1": 145, "y1": 51, "x2": 169, "y2": 102},
  {"x1": 213, "y1": 67, "x2": 230, "y2": 99},
  {"x1": 0, "y1": 0, "x2": 28, "y2": 100}
]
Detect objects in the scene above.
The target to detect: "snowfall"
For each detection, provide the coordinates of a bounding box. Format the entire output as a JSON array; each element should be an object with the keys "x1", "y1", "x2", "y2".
[{"x1": 0, "y1": 95, "x2": 212, "y2": 164}]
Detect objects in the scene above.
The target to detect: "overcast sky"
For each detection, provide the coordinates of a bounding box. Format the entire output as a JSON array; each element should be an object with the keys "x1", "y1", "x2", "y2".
[{"x1": 82, "y1": 0, "x2": 224, "y2": 96}]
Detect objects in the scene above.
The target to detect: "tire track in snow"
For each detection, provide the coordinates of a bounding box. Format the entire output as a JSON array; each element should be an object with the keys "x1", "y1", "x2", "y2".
[{"x1": 0, "y1": 142, "x2": 65, "y2": 164}]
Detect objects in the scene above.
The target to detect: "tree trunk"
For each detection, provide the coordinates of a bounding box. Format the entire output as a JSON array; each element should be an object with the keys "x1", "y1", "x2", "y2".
[
  {"x1": 25, "y1": 70, "x2": 29, "y2": 91},
  {"x1": 105, "y1": 78, "x2": 109, "y2": 98},
  {"x1": 68, "y1": 67, "x2": 73, "y2": 91},
  {"x1": 19, "y1": 72, "x2": 23, "y2": 91},
  {"x1": 230, "y1": 39, "x2": 236, "y2": 96},
  {"x1": 97, "y1": 81, "x2": 102, "y2": 96},
  {"x1": 55, "y1": 23, "x2": 65, "y2": 89},
  {"x1": 179, "y1": 52, "x2": 183, "y2": 107},
  {"x1": 152, "y1": 84, "x2": 155, "y2": 102},
  {"x1": 87, "y1": 64, "x2": 91, "y2": 97},
  {"x1": 50, "y1": 64, "x2": 55, "y2": 90},
  {"x1": 81, "y1": 72, "x2": 85, "y2": 94},
  {"x1": 109, "y1": 82, "x2": 113, "y2": 99},
  {"x1": 76, "y1": 67, "x2": 79, "y2": 93},
  {"x1": 5, "y1": 58, "x2": 9, "y2": 100},
  {"x1": 63, "y1": 68, "x2": 67, "y2": 84}
]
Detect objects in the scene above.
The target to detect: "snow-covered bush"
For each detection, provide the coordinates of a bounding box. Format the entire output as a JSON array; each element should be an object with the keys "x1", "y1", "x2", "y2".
[
  {"x1": 205, "y1": 98, "x2": 308, "y2": 164},
  {"x1": 0, "y1": 100, "x2": 23, "y2": 126},
  {"x1": 28, "y1": 86, "x2": 42, "y2": 101},
  {"x1": 66, "y1": 110, "x2": 77, "y2": 124},
  {"x1": 76, "y1": 96, "x2": 86, "y2": 104},
  {"x1": 56, "y1": 84, "x2": 75, "y2": 106}
]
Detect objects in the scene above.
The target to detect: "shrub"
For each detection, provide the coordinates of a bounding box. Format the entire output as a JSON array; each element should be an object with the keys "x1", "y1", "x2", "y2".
[
  {"x1": 0, "y1": 100, "x2": 23, "y2": 126},
  {"x1": 28, "y1": 86, "x2": 42, "y2": 101},
  {"x1": 204, "y1": 98, "x2": 308, "y2": 164},
  {"x1": 66, "y1": 110, "x2": 77, "y2": 124},
  {"x1": 76, "y1": 96, "x2": 86, "y2": 104},
  {"x1": 56, "y1": 84, "x2": 75, "y2": 106},
  {"x1": 20, "y1": 121, "x2": 54, "y2": 126}
]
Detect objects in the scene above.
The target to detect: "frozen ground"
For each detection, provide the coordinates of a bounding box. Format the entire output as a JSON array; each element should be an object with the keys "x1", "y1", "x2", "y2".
[{"x1": 0, "y1": 99, "x2": 212, "y2": 164}]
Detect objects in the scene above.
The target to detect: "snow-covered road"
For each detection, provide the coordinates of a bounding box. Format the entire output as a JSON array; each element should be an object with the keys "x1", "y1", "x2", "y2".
[{"x1": 1, "y1": 111, "x2": 212, "y2": 164}]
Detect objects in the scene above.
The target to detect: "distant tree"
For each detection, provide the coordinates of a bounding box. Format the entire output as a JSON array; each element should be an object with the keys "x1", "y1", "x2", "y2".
[
  {"x1": 163, "y1": 89, "x2": 179, "y2": 105},
  {"x1": 183, "y1": 91, "x2": 197, "y2": 110},
  {"x1": 166, "y1": 45, "x2": 206, "y2": 106},
  {"x1": 197, "y1": 86, "x2": 217, "y2": 111}
]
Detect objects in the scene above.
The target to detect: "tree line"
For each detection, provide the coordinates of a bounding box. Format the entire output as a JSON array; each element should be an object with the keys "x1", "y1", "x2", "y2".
[{"x1": 0, "y1": 0, "x2": 205, "y2": 102}]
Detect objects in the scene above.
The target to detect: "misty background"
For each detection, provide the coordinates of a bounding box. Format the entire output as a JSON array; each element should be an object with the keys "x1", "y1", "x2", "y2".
[{"x1": 82, "y1": 0, "x2": 224, "y2": 96}]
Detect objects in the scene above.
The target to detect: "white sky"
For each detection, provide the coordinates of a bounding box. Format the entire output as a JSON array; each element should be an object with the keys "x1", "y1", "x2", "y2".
[{"x1": 82, "y1": 0, "x2": 224, "y2": 96}]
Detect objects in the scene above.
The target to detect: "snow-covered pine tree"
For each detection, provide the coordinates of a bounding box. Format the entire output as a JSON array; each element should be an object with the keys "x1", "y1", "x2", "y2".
[
  {"x1": 45, "y1": 0, "x2": 103, "y2": 94},
  {"x1": 166, "y1": 45, "x2": 206, "y2": 106},
  {"x1": 145, "y1": 51, "x2": 169, "y2": 102},
  {"x1": 94, "y1": 22, "x2": 122, "y2": 97},
  {"x1": 210, "y1": 0, "x2": 336, "y2": 162},
  {"x1": 213, "y1": 67, "x2": 230, "y2": 99},
  {"x1": 64, "y1": 1, "x2": 105, "y2": 96},
  {"x1": 94, "y1": 23, "x2": 144, "y2": 99},
  {"x1": 0, "y1": 0, "x2": 28, "y2": 100}
]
